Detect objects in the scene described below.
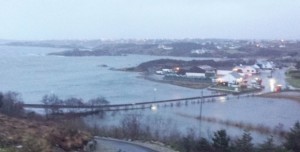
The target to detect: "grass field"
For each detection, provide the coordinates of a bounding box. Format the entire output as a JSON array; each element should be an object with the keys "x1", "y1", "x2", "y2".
[
  {"x1": 286, "y1": 72, "x2": 300, "y2": 88},
  {"x1": 286, "y1": 77, "x2": 300, "y2": 88}
]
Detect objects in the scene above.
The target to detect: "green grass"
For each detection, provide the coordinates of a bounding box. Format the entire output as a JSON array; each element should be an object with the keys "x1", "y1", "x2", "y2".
[
  {"x1": 286, "y1": 72, "x2": 300, "y2": 88},
  {"x1": 286, "y1": 77, "x2": 300, "y2": 88}
]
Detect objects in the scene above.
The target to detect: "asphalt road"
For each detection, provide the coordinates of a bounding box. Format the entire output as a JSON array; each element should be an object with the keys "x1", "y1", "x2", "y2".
[
  {"x1": 259, "y1": 68, "x2": 287, "y2": 93},
  {"x1": 95, "y1": 137, "x2": 158, "y2": 152}
]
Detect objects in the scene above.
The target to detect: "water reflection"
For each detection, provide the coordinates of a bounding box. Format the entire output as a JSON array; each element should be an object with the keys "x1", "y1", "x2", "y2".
[{"x1": 219, "y1": 96, "x2": 227, "y2": 103}]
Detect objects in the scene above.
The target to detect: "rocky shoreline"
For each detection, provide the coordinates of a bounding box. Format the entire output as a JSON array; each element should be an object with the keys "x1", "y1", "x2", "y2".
[
  {"x1": 258, "y1": 91, "x2": 300, "y2": 102},
  {"x1": 138, "y1": 74, "x2": 210, "y2": 89}
]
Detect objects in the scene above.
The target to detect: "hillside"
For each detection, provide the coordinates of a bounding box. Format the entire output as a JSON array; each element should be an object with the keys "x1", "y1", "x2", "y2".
[{"x1": 0, "y1": 114, "x2": 92, "y2": 152}]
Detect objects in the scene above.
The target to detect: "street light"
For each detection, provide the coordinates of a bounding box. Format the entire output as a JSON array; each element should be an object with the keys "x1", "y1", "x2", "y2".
[
  {"x1": 153, "y1": 88, "x2": 157, "y2": 101},
  {"x1": 269, "y1": 78, "x2": 276, "y2": 92},
  {"x1": 151, "y1": 104, "x2": 158, "y2": 111}
]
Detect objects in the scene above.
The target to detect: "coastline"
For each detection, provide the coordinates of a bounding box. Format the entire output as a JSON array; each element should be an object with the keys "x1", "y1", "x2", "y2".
[
  {"x1": 137, "y1": 74, "x2": 211, "y2": 89},
  {"x1": 258, "y1": 91, "x2": 300, "y2": 103}
]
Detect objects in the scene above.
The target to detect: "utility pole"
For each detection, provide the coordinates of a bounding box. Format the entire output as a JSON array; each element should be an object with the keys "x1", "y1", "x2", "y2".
[
  {"x1": 153, "y1": 88, "x2": 157, "y2": 101},
  {"x1": 199, "y1": 90, "x2": 203, "y2": 137}
]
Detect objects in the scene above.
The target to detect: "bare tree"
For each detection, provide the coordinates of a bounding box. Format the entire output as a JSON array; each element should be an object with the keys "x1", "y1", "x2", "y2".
[
  {"x1": 120, "y1": 113, "x2": 143, "y2": 140},
  {"x1": 88, "y1": 97, "x2": 109, "y2": 111},
  {"x1": 41, "y1": 94, "x2": 63, "y2": 116},
  {"x1": 64, "y1": 97, "x2": 84, "y2": 112}
]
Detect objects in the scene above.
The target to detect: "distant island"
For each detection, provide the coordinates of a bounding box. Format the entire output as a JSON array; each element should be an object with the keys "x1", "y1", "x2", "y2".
[
  {"x1": 120, "y1": 58, "x2": 256, "y2": 72},
  {"x1": 5, "y1": 39, "x2": 300, "y2": 59},
  {"x1": 48, "y1": 48, "x2": 125, "y2": 56}
]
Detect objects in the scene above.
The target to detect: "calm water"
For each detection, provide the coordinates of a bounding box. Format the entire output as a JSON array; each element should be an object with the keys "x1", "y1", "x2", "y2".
[
  {"x1": 0, "y1": 45, "x2": 211, "y2": 103},
  {"x1": 1, "y1": 45, "x2": 300, "y2": 143}
]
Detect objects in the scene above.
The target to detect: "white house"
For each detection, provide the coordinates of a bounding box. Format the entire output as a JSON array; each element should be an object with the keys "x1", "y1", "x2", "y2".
[
  {"x1": 233, "y1": 65, "x2": 258, "y2": 75},
  {"x1": 255, "y1": 61, "x2": 275, "y2": 70},
  {"x1": 162, "y1": 68, "x2": 173, "y2": 73},
  {"x1": 191, "y1": 49, "x2": 208, "y2": 54},
  {"x1": 158, "y1": 44, "x2": 173, "y2": 50},
  {"x1": 217, "y1": 70, "x2": 232, "y2": 76},
  {"x1": 217, "y1": 72, "x2": 243, "y2": 85}
]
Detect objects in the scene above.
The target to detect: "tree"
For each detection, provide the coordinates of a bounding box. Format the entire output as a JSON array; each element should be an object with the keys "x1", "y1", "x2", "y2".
[
  {"x1": 258, "y1": 137, "x2": 276, "y2": 152},
  {"x1": 88, "y1": 97, "x2": 109, "y2": 106},
  {"x1": 212, "y1": 129, "x2": 231, "y2": 152},
  {"x1": 120, "y1": 113, "x2": 142, "y2": 140},
  {"x1": 182, "y1": 136, "x2": 193, "y2": 152},
  {"x1": 195, "y1": 138, "x2": 213, "y2": 152},
  {"x1": 41, "y1": 94, "x2": 63, "y2": 115},
  {"x1": 88, "y1": 97, "x2": 109, "y2": 111},
  {"x1": 284, "y1": 121, "x2": 300, "y2": 151},
  {"x1": 296, "y1": 61, "x2": 300, "y2": 70},
  {"x1": 181, "y1": 129, "x2": 197, "y2": 152},
  {"x1": 0, "y1": 92, "x2": 3, "y2": 108},
  {"x1": 64, "y1": 97, "x2": 84, "y2": 113},
  {"x1": 233, "y1": 131, "x2": 253, "y2": 152},
  {"x1": 0, "y1": 92, "x2": 24, "y2": 117}
]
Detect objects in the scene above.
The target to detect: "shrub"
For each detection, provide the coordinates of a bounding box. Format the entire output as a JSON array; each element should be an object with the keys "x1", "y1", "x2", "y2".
[{"x1": 22, "y1": 135, "x2": 51, "y2": 152}]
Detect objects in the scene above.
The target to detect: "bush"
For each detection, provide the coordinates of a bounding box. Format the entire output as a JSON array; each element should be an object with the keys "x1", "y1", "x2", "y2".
[{"x1": 22, "y1": 135, "x2": 51, "y2": 152}]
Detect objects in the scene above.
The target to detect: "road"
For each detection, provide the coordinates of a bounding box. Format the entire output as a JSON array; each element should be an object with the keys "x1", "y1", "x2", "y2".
[
  {"x1": 95, "y1": 137, "x2": 158, "y2": 152},
  {"x1": 259, "y1": 68, "x2": 287, "y2": 93},
  {"x1": 243, "y1": 68, "x2": 287, "y2": 94}
]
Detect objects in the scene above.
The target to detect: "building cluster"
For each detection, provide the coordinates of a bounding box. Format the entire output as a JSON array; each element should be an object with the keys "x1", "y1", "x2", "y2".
[
  {"x1": 156, "y1": 65, "x2": 216, "y2": 79},
  {"x1": 155, "y1": 61, "x2": 276, "y2": 90}
]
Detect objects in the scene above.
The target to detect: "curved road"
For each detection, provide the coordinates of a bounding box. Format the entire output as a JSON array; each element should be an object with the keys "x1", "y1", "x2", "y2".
[{"x1": 95, "y1": 137, "x2": 158, "y2": 152}]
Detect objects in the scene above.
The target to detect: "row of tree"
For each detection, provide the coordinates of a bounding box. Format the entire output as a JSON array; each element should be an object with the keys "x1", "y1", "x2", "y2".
[
  {"x1": 93, "y1": 113, "x2": 300, "y2": 152},
  {"x1": 0, "y1": 91, "x2": 109, "y2": 118},
  {"x1": 179, "y1": 127, "x2": 300, "y2": 152},
  {"x1": 40, "y1": 94, "x2": 109, "y2": 116}
]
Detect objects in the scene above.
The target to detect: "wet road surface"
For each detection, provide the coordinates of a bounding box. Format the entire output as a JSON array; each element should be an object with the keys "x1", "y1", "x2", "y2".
[{"x1": 95, "y1": 137, "x2": 158, "y2": 152}]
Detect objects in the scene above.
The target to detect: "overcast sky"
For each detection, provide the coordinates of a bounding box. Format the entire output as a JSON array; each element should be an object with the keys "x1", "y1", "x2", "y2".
[{"x1": 1, "y1": 0, "x2": 300, "y2": 40}]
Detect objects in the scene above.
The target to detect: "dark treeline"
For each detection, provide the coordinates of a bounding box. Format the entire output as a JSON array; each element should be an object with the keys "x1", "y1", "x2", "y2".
[
  {"x1": 93, "y1": 113, "x2": 300, "y2": 152},
  {"x1": 0, "y1": 91, "x2": 109, "y2": 119},
  {"x1": 41, "y1": 94, "x2": 109, "y2": 117}
]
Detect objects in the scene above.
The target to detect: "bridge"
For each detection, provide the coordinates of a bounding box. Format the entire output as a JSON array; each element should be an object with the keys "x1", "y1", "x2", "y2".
[{"x1": 23, "y1": 94, "x2": 227, "y2": 112}]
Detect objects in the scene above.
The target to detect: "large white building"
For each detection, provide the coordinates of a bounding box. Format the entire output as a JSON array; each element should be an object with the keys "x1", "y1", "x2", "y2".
[
  {"x1": 185, "y1": 67, "x2": 206, "y2": 78},
  {"x1": 217, "y1": 71, "x2": 243, "y2": 85},
  {"x1": 233, "y1": 65, "x2": 258, "y2": 76}
]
